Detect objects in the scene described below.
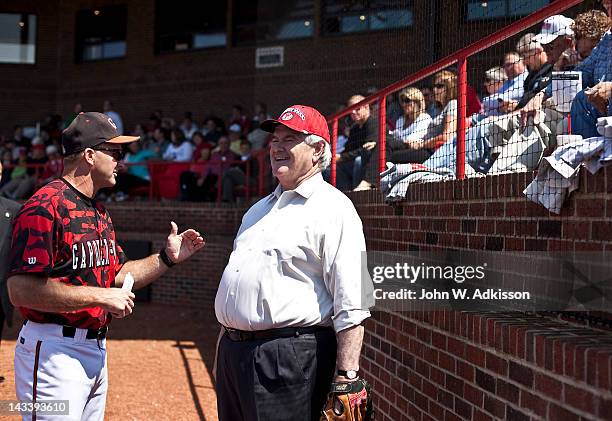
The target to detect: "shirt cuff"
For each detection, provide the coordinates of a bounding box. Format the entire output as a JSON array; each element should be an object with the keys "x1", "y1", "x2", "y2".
[{"x1": 332, "y1": 309, "x2": 371, "y2": 332}]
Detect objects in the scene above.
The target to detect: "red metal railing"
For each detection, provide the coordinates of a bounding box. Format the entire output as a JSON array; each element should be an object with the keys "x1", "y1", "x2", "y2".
[{"x1": 326, "y1": 0, "x2": 583, "y2": 184}]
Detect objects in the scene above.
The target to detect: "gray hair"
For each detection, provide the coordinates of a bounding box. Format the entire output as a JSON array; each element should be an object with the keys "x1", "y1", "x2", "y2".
[{"x1": 304, "y1": 134, "x2": 332, "y2": 171}]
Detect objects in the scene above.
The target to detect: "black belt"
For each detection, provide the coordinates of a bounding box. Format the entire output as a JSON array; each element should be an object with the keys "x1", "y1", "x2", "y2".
[
  {"x1": 22, "y1": 320, "x2": 107, "y2": 340},
  {"x1": 224, "y1": 325, "x2": 332, "y2": 342}
]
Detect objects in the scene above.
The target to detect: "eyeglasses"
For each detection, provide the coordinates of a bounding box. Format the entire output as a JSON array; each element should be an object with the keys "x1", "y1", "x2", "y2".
[
  {"x1": 400, "y1": 98, "x2": 417, "y2": 105},
  {"x1": 433, "y1": 83, "x2": 446, "y2": 90},
  {"x1": 93, "y1": 146, "x2": 124, "y2": 161}
]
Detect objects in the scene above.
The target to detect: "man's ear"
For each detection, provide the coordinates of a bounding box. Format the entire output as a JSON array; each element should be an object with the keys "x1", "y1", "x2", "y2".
[
  {"x1": 312, "y1": 141, "x2": 324, "y2": 163},
  {"x1": 83, "y1": 149, "x2": 96, "y2": 166}
]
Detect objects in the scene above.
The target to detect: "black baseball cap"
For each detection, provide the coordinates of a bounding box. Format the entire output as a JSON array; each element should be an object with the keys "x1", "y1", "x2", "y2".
[{"x1": 61, "y1": 112, "x2": 139, "y2": 156}]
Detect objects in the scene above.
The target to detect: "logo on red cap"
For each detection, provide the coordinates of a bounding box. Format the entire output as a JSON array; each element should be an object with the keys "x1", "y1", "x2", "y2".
[{"x1": 260, "y1": 104, "x2": 330, "y2": 142}]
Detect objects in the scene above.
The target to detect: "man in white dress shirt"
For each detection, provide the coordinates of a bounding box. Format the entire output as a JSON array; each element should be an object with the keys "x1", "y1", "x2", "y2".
[{"x1": 214, "y1": 104, "x2": 373, "y2": 421}]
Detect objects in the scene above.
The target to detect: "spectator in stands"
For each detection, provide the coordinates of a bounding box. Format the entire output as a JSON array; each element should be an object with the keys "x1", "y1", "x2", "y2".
[
  {"x1": 570, "y1": 0, "x2": 612, "y2": 138},
  {"x1": 229, "y1": 105, "x2": 250, "y2": 135},
  {"x1": 573, "y1": 9, "x2": 611, "y2": 60},
  {"x1": 39, "y1": 145, "x2": 62, "y2": 186},
  {"x1": 423, "y1": 71, "x2": 458, "y2": 151},
  {"x1": 422, "y1": 87, "x2": 442, "y2": 118},
  {"x1": 150, "y1": 127, "x2": 170, "y2": 157},
  {"x1": 480, "y1": 66, "x2": 509, "y2": 117},
  {"x1": 250, "y1": 102, "x2": 270, "y2": 129},
  {"x1": 221, "y1": 139, "x2": 259, "y2": 203},
  {"x1": 519, "y1": 15, "x2": 576, "y2": 128},
  {"x1": 162, "y1": 128, "x2": 193, "y2": 162},
  {"x1": 11, "y1": 126, "x2": 31, "y2": 155},
  {"x1": 115, "y1": 141, "x2": 156, "y2": 198},
  {"x1": 192, "y1": 131, "x2": 213, "y2": 162},
  {"x1": 0, "y1": 147, "x2": 43, "y2": 200},
  {"x1": 66, "y1": 103, "x2": 83, "y2": 126},
  {"x1": 248, "y1": 111, "x2": 272, "y2": 150},
  {"x1": 181, "y1": 136, "x2": 238, "y2": 201},
  {"x1": 481, "y1": 52, "x2": 528, "y2": 116},
  {"x1": 387, "y1": 87, "x2": 433, "y2": 164},
  {"x1": 336, "y1": 94, "x2": 377, "y2": 191},
  {"x1": 0, "y1": 151, "x2": 12, "y2": 187},
  {"x1": 227, "y1": 123, "x2": 243, "y2": 155},
  {"x1": 103, "y1": 100, "x2": 124, "y2": 135},
  {"x1": 204, "y1": 117, "x2": 223, "y2": 144},
  {"x1": 180, "y1": 112, "x2": 199, "y2": 141}
]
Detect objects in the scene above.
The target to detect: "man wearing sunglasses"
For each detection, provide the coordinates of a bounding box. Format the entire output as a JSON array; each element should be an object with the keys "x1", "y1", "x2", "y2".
[{"x1": 6, "y1": 112, "x2": 205, "y2": 421}]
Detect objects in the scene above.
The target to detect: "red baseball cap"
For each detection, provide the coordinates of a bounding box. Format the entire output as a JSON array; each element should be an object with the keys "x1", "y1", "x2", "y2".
[{"x1": 260, "y1": 105, "x2": 330, "y2": 142}]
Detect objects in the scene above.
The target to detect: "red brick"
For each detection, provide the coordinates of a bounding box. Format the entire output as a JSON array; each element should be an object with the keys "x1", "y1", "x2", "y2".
[
  {"x1": 496, "y1": 379, "x2": 519, "y2": 405},
  {"x1": 484, "y1": 395, "x2": 505, "y2": 418},
  {"x1": 564, "y1": 384, "x2": 596, "y2": 414},
  {"x1": 485, "y1": 352, "x2": 508, "y2": 376},
  {"x1": 592, "y1": 222, "x2": 612, "y2": 242},
  {"x1": 549, "y1": 404, "x2": 580, "y2": 421},
  {"x1": 520, "y1": 390, "x2": 548, "y2": 419},
  {"x1": 464, "y1": 383, "x2": 484, "y2": 407},
  {"x1": 456, "y1": 360, "x2": 475, "y2": 383},
  {"x1": 472, "y1": 409, "x2": 493, "y2": 421},
  {"x1": 576, "y1": 198, "x2": 606, "y2": 217},
  {"x1": 509, "y1": 361, "x2": 534, "y2": 388},
  {"x1": 534, "y1": 373, "x2": 562, "y2": 400}
]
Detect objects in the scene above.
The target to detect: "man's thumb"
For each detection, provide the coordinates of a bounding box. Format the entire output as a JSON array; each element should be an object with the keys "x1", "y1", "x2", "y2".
[{"x1": 170, "y1": 221, "x2": 178, "y2": 235}]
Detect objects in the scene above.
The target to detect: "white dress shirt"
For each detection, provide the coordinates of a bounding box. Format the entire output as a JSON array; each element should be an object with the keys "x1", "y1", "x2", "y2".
[{"x1": 215, "y1": 172, "x2": 372, "y2": 333}]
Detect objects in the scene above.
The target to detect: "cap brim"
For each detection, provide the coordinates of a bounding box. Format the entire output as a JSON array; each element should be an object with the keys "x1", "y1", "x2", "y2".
[
  {"x1": 107, "y1": 135, "x2": 140, "y2": 144},
  {"x1": 260, "y1": 119, "x2": 281, "y2": 133},
  {"x1": 533, "y1": 33, "x2": 557, "y2": 45}
]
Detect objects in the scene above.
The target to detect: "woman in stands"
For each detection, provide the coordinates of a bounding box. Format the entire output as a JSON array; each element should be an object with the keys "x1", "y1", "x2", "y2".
[
  {"x1": 422, "y1": 71, "x2": 459, "y2": 152},
  {"x1": 387, "y1": 87, "x2": 433, "y2": 164}
]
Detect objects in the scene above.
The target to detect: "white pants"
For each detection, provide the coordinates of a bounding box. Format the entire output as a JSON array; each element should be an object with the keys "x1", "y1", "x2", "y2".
[{"x1": 14, "y1": 321, "x2": 108, "y2": 421}]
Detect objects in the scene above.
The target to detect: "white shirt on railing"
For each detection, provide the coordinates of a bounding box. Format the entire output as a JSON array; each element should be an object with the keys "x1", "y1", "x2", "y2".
[{"x1": 215, "y1": 172, "x2": 372, "y2": 333}]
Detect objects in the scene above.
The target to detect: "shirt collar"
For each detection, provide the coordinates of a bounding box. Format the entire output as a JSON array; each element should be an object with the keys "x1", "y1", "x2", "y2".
[{"x1": 270, "y1": 172, "x2": 324, "y2": 200}]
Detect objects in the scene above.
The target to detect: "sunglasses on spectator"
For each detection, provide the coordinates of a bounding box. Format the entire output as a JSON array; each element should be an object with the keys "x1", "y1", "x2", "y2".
[
  {"x1": 433, "y1": 83, "x2": 446, "y2": 90},
  {"x1": 92, "y1": 146, "x2": 124, "y2": 161},
  {"x1": 400, "y1": 97, "x2": 418, "y2": 104}
]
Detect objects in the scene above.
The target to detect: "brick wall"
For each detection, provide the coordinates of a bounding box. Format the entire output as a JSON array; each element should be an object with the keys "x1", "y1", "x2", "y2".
[
  {"x1": 109, "y1": 165, "x2": 612, "y2": 420},
  {"x1": 350, "y1": 167, "x2": 612, "y2": 421}
]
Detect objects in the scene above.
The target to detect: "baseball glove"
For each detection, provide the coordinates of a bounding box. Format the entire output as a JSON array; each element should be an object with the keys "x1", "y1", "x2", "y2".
[{"x1": 320, "y1": 379, "x2": 373, "y2": 421}]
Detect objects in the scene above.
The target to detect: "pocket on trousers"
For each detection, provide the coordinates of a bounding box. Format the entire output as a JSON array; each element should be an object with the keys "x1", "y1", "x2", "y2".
[{"x1": 254, "y1": 338, "x2": 309, "y2": 390}]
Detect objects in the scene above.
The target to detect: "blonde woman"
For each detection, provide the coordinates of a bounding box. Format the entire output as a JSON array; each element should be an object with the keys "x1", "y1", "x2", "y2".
[
  {"x1": 423, "y1": 70, "x2": 458, "y2": 150},
  {"x1": 388, "y1": 87, "x2": 433, "y2": 163}
]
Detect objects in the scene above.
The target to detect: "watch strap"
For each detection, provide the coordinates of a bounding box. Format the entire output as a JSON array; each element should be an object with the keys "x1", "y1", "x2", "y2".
[{"x1": 159, "y1": 248, "x2": 176, "y2": 268}]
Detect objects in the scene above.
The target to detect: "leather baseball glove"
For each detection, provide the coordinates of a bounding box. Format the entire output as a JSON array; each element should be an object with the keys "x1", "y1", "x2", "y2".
[{"x1": 320, "y1": 379, "x2": 373, "y2": 421}]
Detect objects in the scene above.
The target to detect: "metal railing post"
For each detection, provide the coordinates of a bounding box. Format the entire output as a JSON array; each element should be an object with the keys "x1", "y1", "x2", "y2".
[
  {"x1": 378, "y1": 96, "x2": 387, "y2": 179},
  {"x1": 456, "y1": 56, "x2": 467, "y2": 180},
  {"x1": 331, "y1": 118, "x2": 338, "y2": 187}
]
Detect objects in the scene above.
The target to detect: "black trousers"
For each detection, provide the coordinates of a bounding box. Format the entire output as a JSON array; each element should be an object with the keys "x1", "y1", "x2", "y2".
[{"x1": 216, "y1": 328, "x2": 336, "y2": 421}]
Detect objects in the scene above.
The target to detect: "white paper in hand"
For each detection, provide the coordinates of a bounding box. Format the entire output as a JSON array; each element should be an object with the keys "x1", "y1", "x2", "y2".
[{"x1": 122, "y1": 272, "x2": 134, "y2": 291}]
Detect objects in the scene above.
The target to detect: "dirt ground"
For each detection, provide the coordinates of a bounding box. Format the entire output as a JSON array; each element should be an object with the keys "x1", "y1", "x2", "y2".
[{"x1": 0, "y1": 303, "x2": 219, "y2": 421}]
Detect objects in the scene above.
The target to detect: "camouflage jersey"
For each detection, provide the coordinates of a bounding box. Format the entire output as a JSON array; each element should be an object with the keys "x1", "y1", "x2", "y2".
[{"x1": 9, "y1": 178, "x2": 125, "y2": 329}]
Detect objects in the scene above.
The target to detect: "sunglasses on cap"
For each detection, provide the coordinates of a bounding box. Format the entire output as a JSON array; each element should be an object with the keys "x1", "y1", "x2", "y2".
[{"x1": 92, "y1": 146, "x2": 125, "y2": 161}]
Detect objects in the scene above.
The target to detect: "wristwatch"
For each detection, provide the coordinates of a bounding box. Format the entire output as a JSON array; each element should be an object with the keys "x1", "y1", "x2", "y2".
[
  {"x1": 159, "y1": 247, "x2": 176, "y2": 268},
  {"x1": 337, "y1": 369, "x2": 359, "y2": 380}
]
